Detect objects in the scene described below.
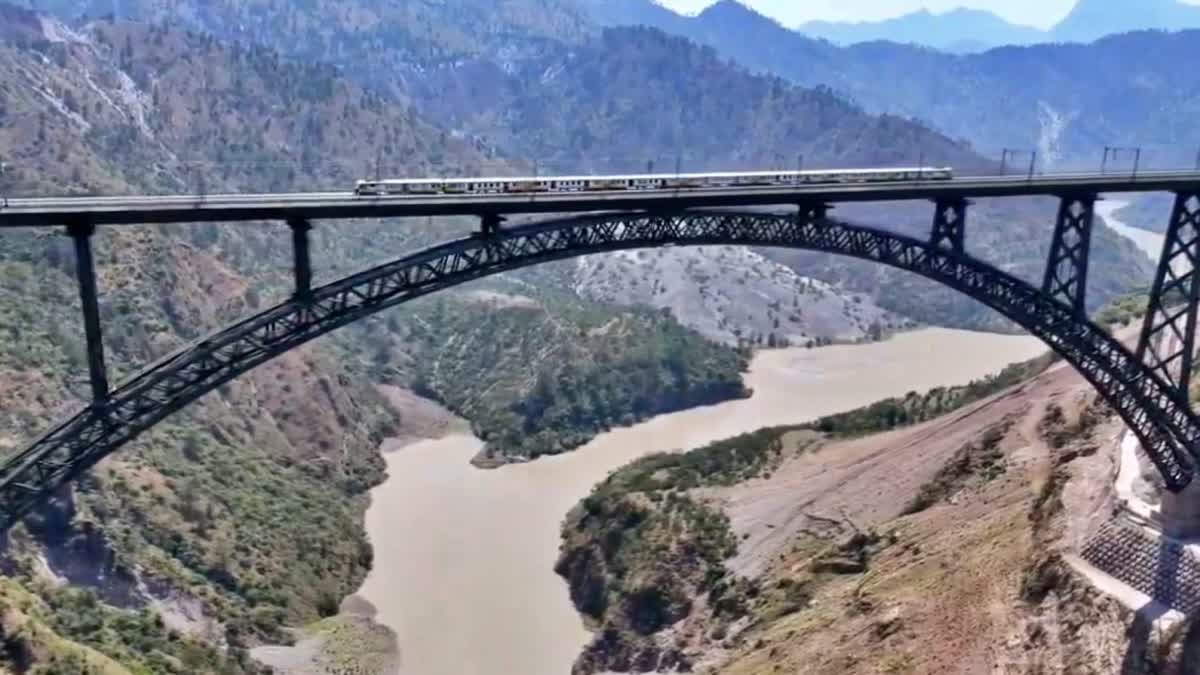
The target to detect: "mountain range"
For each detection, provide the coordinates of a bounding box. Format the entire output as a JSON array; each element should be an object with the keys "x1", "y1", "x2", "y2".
[
  {"x1": 797, "y1": 8, "x2": 1044, "y2": 53},
  {"x1": 22, "y1": 0, "x2": 1200, "y2": 170},
  {"x1": 577, "y1": 0, "x2": 1200, "y2": 168},
  {"x1": 586, "y1": 0, "x2": 1200, "y2": 52}
]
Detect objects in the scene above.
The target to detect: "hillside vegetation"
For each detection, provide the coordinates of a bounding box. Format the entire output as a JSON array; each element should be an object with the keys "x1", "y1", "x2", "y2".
[
  {"x1": 405, "y1": 27, "x2": 985, "y2": 174},
  {"x1": 11, "y1": 0, "x2": 592, "y2": 74},
  {"x1": 355, "y1": 287, "x2": 749, "y2": 463}
]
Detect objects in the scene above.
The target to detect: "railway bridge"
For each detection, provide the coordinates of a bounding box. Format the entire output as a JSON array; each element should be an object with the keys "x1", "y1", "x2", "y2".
[{"x1": 1, "y1": 170, "x2": 1200, "y2": 529}]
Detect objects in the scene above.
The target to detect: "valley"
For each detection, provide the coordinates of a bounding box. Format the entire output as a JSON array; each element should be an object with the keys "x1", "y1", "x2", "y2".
[
  {"x1": 353, "y1": 328, "x2": 1045, "y2": 675},
  {"x1": 0, "y1": 0, "x2": 1197, "y2": 674}
]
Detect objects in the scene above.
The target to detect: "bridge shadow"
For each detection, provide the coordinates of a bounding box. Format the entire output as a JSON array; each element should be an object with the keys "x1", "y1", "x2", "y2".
[
  {"x1": 1180, "y1": 611, "x2": 1200, "y2": 674},
  {"x1": 1119, "y1": 531, "x2": 1181, "y2": 674}
]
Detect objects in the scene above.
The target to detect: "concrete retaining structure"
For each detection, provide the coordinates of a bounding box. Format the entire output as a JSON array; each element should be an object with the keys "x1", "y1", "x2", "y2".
[{"x1": 1079, "y1": 519, "x2": 1200, "y2": 614}]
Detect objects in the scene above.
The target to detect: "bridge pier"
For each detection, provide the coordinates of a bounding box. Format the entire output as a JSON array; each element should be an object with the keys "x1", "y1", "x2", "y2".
[
  {"x1": 1160, "y1": 480, "x2": 1200, "y2": 537},
  {"x1": 930, "y1": 197, "x2": 968, "y2": 254},
  {"x1": 481, "y1": 213, "x2": 506, "y2": 237},
  {"x1": 288, "y1": 218, "x2": 313, "y2": 302},
  {"x1": 1137, "y1": 192, "x2": 1200, "y2": 403},
  {"x1": 67, "y1": 222, "x2": 109, "y2": 405},
  {"x1": 1042, "y1": 194, "x2": 1096, "y2": 314}
]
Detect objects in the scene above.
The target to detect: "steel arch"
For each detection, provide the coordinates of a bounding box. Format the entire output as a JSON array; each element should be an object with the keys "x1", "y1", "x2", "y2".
[{"x1": 0, "y1": 209, "x2": 1197, "y2": 529}]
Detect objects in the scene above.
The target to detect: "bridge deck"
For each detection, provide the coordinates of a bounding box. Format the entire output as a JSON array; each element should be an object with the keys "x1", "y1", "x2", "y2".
[{"x1": 3, "y1": 170, "x2": 1200, "y2": 226}]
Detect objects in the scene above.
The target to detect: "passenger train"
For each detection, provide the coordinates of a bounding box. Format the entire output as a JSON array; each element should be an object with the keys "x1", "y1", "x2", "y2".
[{"x1": 352, "y1": 167, "x2": 954, "y2": 196}]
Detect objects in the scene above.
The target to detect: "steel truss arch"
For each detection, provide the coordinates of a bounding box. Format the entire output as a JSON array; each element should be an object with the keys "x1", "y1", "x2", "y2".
[{"x1": 1, "y1": 209, "x2": 1197, "y2": 529}]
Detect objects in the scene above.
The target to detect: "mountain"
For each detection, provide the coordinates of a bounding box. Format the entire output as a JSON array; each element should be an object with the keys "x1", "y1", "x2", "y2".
[
  {"x1": 798, "y1": 7, "x2": 1044, "y2": 52},
  {"x1": 1052, "y1": 0, "x2": 1200, "y2": 43},
  {"x1": 575, "y1": 0, "x2": 1200, "y2": 169},
  {"x1": 405, "y1": 26, "x2": 984, "y2": 173},
  {"x1": 588, "y1": 0, "x2": 1200, "y2": 53},
  {"x1": 8, "y1": 0, "x2": 592, "y2": 106}
]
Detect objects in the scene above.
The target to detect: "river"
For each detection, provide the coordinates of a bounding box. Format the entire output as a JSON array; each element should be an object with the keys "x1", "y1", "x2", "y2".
[
  {"x1": 1096, "y1": 198, "x2": 1163, "y2": 261},
  {"x1": 355, "y1": 327, "x2": 1048, "y2": 674}
]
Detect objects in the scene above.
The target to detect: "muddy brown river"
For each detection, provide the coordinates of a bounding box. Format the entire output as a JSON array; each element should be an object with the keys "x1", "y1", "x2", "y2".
[{"x1": 356, "y1": 327, "x2": 1047, "y2": 674}]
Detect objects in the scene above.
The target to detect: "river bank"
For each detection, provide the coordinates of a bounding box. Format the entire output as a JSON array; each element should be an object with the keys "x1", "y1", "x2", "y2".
[{"x1": 354, "y1": 327, "x2": 1047, "y2": 674}]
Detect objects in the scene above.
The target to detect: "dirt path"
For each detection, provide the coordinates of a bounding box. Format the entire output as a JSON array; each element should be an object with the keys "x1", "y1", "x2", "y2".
[{"x1": 713, "y1": 381, "x2": 1044, "y2": 578}]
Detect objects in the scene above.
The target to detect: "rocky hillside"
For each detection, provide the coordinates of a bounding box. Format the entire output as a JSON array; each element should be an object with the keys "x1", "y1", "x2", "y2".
[
  {"x1": 9, "y1": 0, "x2": 592, "y2": 76},
  {"x1": 571, "y1": 247, "x2": 906, "y2": 347},
  {"x1": 556, "y1": 341, "x2": 1195, "y2": 673},
  {"x1": 0, "y1": 6, "x2": 491, "y2": 197}
]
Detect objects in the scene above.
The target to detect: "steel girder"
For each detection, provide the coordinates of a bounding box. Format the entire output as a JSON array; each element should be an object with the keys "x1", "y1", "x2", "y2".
[
  {"x1": 1138, "y1": 192, "x2": 1200, "y2": 404},
  {"x1": 0, "y1": 209, "x2": 1198, "y2": 529}
]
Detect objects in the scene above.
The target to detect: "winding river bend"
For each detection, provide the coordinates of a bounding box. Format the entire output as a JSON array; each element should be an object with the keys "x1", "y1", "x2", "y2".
[{"x1": 356, "y1": 328, "x2": 1047, "y2": 674}]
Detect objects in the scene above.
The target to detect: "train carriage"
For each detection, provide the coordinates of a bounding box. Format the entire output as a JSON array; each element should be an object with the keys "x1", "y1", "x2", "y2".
[{"x1": 352, "y1": 167, "x2": 954, "y2": 196}]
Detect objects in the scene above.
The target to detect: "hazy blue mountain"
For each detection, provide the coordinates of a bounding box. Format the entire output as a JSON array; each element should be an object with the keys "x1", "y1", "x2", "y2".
[
  {"x1": 1052, "y1": 0, "x2": 1200, "y2": 43},
  {"x1": 798, "y1": 8, "x2": 1044, "y2": 52},
  {"x1": 585, "y1": 0, "x2": 1200, "y2": 51}
]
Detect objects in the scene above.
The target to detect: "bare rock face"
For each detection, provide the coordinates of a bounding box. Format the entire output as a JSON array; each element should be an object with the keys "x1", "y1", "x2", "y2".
[
  {"x1": 573, "y1": 246, "x2": 906, "y2": 347},
  {"x1": 18, "y1": 491, "x2": 142, "y2": 609}
]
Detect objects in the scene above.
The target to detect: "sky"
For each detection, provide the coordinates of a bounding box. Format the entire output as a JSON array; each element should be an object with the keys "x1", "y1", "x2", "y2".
[{"x1": 653, "y1": 0, "x2": 1191, "y2": 30}]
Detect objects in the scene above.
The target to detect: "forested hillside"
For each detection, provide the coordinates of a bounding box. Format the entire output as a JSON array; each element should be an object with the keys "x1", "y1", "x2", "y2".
[
  {"x1": 10, "y1": 0, "x2": 591, "y2": 73},
  {"x1": 404, "y1": 27, "x2": 983, "y2": 173}
]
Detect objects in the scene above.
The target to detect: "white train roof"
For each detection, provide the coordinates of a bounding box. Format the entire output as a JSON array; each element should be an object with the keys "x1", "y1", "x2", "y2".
[{"x1": 356, "y1": 167, "x2": 954, "y2": 184}]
